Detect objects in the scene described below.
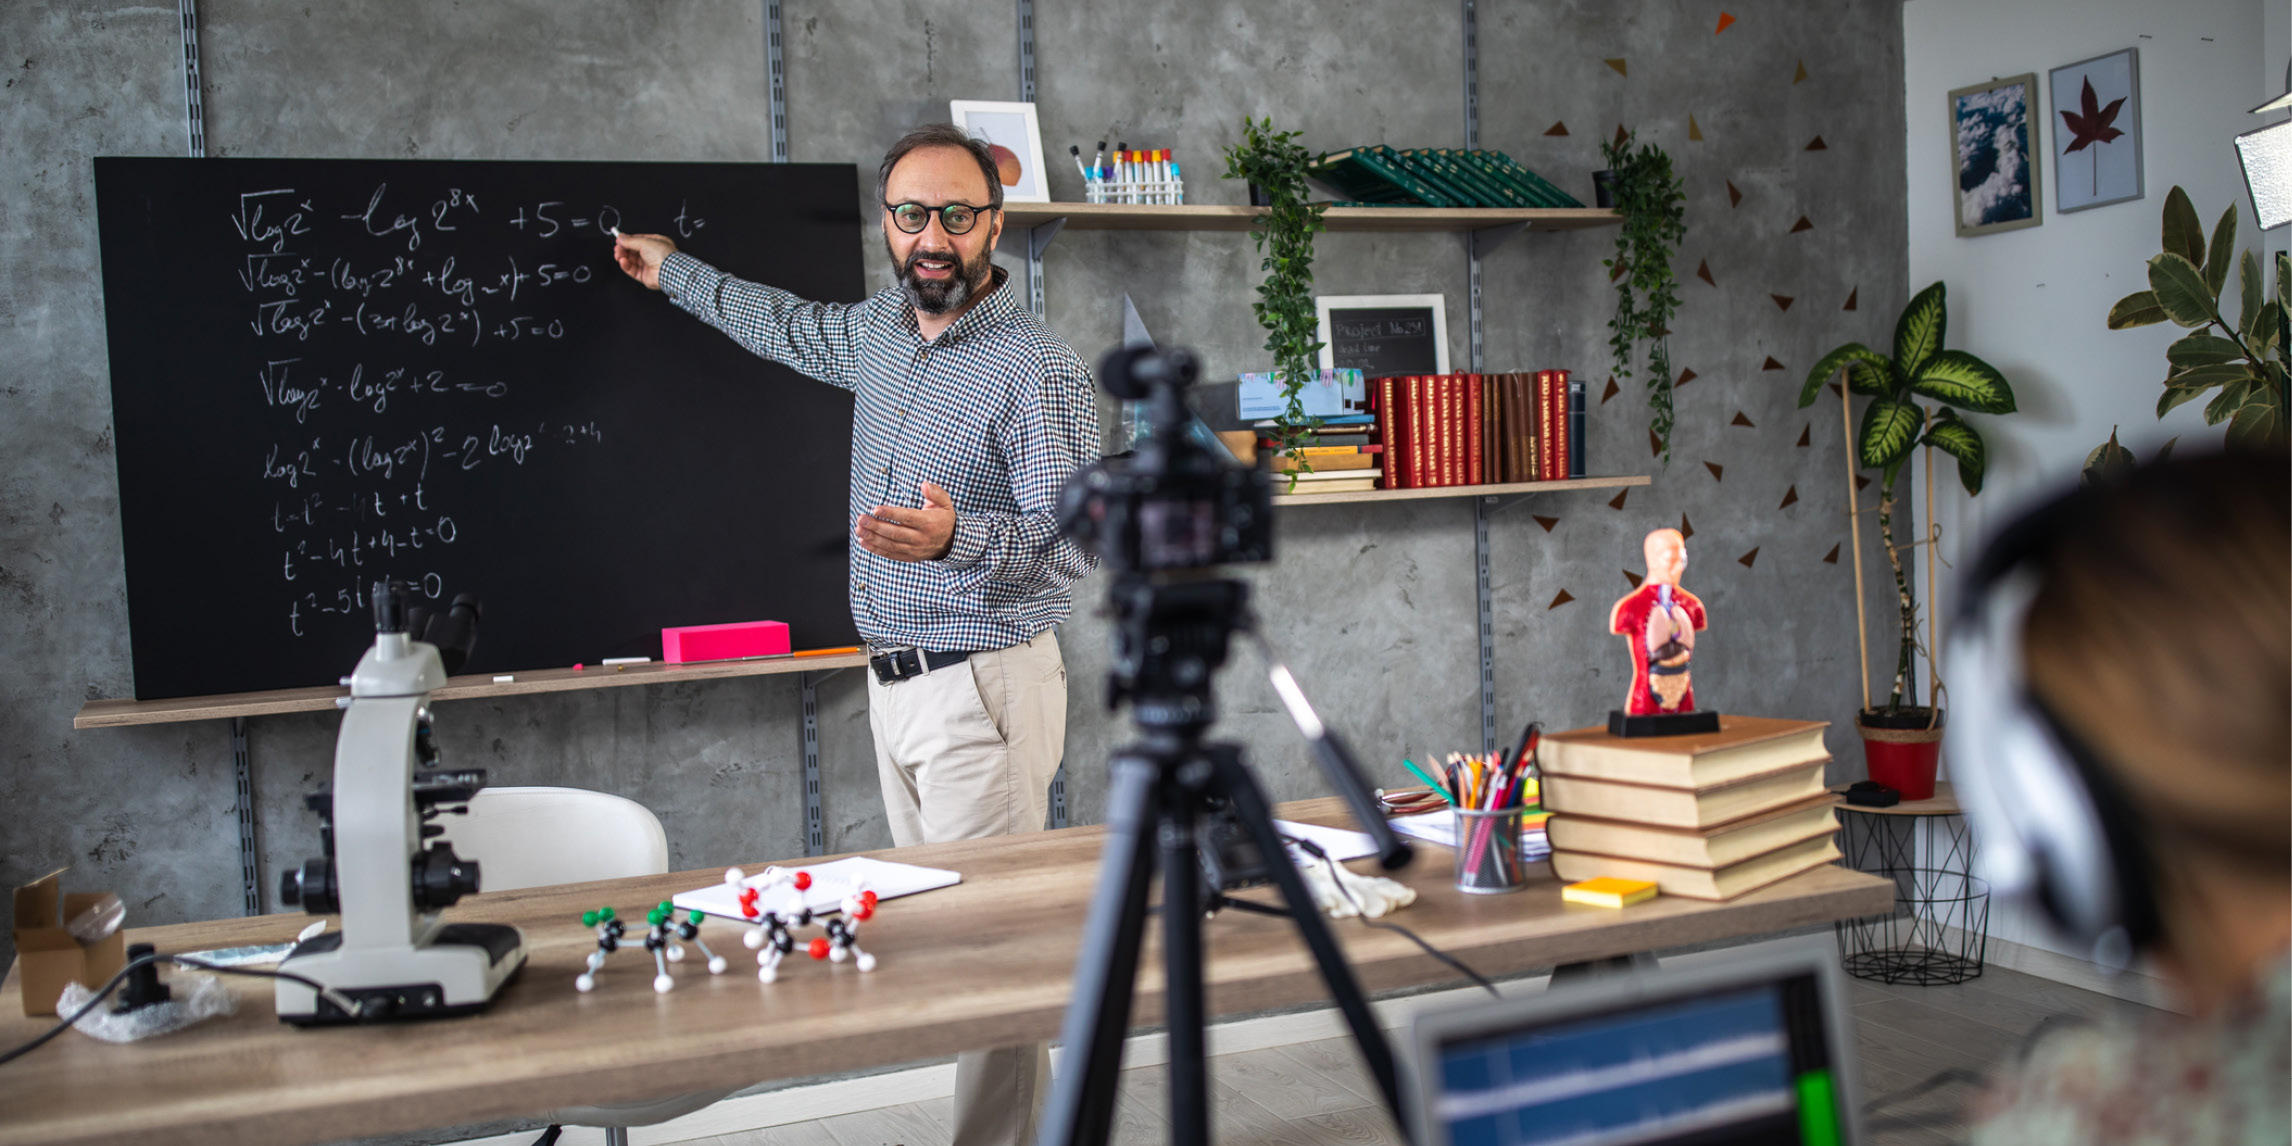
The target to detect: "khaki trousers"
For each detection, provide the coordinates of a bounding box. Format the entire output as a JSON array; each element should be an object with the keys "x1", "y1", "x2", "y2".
[{"x1": 867, "y1": 629, "x2": 1065, "y2": 1146}]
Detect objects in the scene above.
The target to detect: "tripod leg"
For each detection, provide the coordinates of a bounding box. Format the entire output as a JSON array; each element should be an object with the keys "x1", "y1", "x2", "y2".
[
  {"x1": 1036, "y1": 754, "x2": 1159, "y2": 1146},
  {"x1": 1159, "y1": 775, "x2": 1210, "y2": 1146},
  {"x1": 1212, "y1": 747, "x2": 1413, "y2": 1141}
]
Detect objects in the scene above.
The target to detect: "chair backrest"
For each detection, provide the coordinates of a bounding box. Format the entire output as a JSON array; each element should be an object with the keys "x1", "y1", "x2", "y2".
[{"x1": 435, "y1": 786, "x2": 669, "y2": 891}]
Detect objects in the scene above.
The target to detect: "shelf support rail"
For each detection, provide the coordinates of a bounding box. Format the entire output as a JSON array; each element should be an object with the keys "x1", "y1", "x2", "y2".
[
  {"x1": 1462, "y1": 0, "x2": 1497, "y2": 755},
  {"x1": 179, "y1": 0, "x2": 205, "y2": 159},
  {"x1": 1017, "y1": 0, "x2": 1037, "y2": 103},
  {"x1": 799, "y1": 670, "x2": 832, "y2": 855},
  {"x1": 232, "y1": 717, "x2": 261, "y2": 915},
  {"x1": 764, "y1": 1, "x2": 788, "y2": 162}
]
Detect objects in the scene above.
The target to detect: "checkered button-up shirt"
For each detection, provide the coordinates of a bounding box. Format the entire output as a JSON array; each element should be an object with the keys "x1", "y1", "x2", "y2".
[{"x1": 659, "y1": 252, "x2": 1100, "y2": 652}]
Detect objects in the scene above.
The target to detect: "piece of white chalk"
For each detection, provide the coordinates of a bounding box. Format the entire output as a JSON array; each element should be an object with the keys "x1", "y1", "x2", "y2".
[
  {"x1": 610, "y1": 226, "x2": 621, "y2": 236},
  {"x1": 492, "y1": 674, "x2": 515, "y2": 683},
  {"x1": 601, "y1": 656, "x2": 650, "y2": 665}
]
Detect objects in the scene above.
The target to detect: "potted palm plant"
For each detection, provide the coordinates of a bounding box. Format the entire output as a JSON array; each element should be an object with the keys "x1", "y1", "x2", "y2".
[{"x1": 1801, "y1": 282, "x2": 2018, "y2": 798}]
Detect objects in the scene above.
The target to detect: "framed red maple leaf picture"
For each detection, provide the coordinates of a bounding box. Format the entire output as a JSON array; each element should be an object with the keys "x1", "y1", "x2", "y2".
[{"x1": 2050, "y1": 48, "x2": 2144, "y2": 213}]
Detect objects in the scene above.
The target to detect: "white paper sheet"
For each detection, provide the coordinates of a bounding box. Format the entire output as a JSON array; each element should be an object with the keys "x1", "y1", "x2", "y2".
[
  {"x1": 1272, "y1": 819, "x2": 1381, "y2": 862},
  {"x1": 671, "y1": 855, "x2": 960, "y2": 920}
]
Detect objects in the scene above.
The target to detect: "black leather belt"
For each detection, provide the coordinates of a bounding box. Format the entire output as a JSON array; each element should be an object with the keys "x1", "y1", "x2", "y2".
[{"x1": 868, "y1": 646, "x2": 975, "y2": 684}]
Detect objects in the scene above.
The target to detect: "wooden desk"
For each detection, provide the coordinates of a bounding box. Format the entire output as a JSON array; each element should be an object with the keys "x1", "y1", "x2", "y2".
[{"x1": 0, "y1": 799, "x2": 1892, "y2": 1146}]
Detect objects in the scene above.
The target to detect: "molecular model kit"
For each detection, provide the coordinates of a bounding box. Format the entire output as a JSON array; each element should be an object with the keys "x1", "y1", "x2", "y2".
[{"x1": 572, "y1": 865, "x2": 880, "y2": 994}]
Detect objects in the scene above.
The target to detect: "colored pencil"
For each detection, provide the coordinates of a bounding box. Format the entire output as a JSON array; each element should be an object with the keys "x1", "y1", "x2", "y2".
[{"x1": 1401, "y1": 758, "x2": 1455, "y2": 804}]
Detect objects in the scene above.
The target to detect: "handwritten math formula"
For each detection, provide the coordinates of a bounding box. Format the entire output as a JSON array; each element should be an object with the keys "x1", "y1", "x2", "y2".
[{"x1": 227, "y1": 182, "x2": 697, "y2": 636}]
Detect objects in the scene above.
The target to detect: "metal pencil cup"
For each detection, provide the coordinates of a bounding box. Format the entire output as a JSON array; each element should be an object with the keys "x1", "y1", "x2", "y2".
[{"x1": 1453, "y1": 807, "x2": 1529, "y2": 894}]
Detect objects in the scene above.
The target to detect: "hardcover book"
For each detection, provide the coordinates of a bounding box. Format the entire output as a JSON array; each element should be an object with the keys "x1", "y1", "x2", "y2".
[
  {"x1": 1539, "y1": 717, "x2": 1832, "y2": 790},
  {"x1": 1539, "y1": 760, "x2": 1832, "y2": 830},
  {"x1": 1546, "y1": 795, "x2": 1840, "y2": 870},
  {"x1": 1552, "y1": 833, "x2": 1842, "y2": 901}
]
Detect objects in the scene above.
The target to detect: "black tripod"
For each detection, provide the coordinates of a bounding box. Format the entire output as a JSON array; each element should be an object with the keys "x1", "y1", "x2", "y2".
[{"x1": 1033, "y1": 575, "x2": 1415, "y2": 1146}]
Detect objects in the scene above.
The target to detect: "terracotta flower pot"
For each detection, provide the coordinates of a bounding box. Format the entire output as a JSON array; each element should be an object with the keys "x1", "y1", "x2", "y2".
[{"x1": 1858, "y1": 708, "x2": 1946, "y2": 801}]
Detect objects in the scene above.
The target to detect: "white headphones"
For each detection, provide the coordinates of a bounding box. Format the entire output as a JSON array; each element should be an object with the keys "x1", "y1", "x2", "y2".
[{"x1": 1944, "y1": 490, "x2": 2162, "y2": 967}]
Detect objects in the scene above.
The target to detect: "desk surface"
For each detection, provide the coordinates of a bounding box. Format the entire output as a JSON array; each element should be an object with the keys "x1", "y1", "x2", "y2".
[{"x1": 0, "y1": 798, "x2": 1891, "y2": 1146}]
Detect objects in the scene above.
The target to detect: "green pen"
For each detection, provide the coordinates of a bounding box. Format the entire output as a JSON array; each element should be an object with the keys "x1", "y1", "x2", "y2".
[{"x1": 1401, "y1": 758, "x2": 1456, "y2": 804}]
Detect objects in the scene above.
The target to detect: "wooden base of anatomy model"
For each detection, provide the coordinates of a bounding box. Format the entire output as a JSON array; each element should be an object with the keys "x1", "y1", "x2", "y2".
[{"x1": 1608, "y1": 528, "x2": 1719, "y2": 737}]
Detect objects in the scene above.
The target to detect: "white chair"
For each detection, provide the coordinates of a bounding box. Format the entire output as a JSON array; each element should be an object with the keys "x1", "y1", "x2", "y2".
[{"x1": 437, "y1": 787, "x2": 738, "y2": 1146}]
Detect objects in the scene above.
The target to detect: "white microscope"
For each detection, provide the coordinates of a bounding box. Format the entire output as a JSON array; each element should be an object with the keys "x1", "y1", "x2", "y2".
[{"x1": 274, "y1": 581, "x2": 526, "y2": 1024}]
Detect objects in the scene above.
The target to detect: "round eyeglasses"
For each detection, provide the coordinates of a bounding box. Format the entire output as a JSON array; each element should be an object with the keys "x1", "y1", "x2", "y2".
[{"x1": 884, "y1": 201, "x2": 996, "y2": 235}]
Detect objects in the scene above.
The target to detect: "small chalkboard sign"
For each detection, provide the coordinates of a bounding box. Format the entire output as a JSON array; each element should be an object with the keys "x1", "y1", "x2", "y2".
[{"x1": 1316, "y1": 294, "x2": 1449, "y2": 377}]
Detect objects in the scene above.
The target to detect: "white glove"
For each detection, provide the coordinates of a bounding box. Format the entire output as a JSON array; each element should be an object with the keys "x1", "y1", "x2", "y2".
[{"x1": 1296, "y1": 855, "x2": 1418, "y2": 919}]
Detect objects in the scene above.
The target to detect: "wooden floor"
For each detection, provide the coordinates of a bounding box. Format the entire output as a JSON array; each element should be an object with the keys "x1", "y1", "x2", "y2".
[{"x1": 685, "y1": 964, "x2": 2158, "y2": 1146}]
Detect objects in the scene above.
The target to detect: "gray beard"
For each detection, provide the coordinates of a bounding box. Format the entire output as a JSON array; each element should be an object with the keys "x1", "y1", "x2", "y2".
[{"x1": 891, "y1": 243, "x2": 992, "y2": 315}]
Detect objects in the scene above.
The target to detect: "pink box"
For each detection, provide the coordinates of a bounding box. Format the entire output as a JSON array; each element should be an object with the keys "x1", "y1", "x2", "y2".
[{"x1": 661, "y1": 620, "x2": 791, "y2": 664}]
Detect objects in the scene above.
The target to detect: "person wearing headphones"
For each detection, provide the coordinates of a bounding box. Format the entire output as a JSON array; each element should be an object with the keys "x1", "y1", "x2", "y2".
[{"x1": 1946, "y1": 447, "x2": 2288, "y2": 1145}]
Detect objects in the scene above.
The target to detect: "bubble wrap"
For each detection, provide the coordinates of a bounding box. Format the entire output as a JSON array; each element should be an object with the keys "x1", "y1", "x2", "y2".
[{"x1": 55, "y1": 971, "x2": 237, "y2": 1044}]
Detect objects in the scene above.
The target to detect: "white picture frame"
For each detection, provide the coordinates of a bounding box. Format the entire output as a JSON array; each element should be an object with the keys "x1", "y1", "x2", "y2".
[
  {"x1": 1315, "y1": 294, "x2": 1450, "y2": 376},
  {"x1": 2049, "y1": 48, "x2": 2143, "y2": 214},
  {"x1": 947, "y1": 100, "x2": 1050, "y2": 205}
]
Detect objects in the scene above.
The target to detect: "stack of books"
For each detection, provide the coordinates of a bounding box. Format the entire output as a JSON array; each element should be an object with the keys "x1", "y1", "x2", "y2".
[
  {"x1": 1370, "y1": 371, "x2": 1581, "y2": 489},
  {"x1": 1306, "y1": 146, "x2": 1585, "y2": 209},
  {"x1": 1257, "y1": 414, "x2": 1382, "y2": 493},
  {"x1": 1540, "y1": 718, "x2": 1841, "y2": 901}
]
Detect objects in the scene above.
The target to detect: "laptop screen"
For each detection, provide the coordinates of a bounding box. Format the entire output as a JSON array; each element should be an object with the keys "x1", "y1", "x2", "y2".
[{"x1": 1427, "y1": 971, "x2": 1845, "y2": 1146}]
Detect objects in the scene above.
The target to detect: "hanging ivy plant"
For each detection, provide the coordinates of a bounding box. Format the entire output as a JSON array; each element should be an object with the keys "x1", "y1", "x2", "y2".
[
  {"x1": 1601, "y1": 131, "x2": 1688, "y2": 464},
  {"x1": 1223, "y1": 118, "x2": 1329, "y2": 478}
]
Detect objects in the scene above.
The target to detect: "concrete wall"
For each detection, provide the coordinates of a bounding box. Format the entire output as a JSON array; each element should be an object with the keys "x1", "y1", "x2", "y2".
[
  {"x1": 2, "y1": 0, "x2": 1907, "y2": 966},
  {"x1": 1902, "y1": 0, "x2": 2276, "y2": 963}
]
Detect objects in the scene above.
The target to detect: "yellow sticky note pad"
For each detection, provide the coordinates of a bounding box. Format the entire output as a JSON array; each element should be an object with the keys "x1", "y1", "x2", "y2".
[{"x1": 1562, "y1": 877, "x2": 1658, "y2": 909}]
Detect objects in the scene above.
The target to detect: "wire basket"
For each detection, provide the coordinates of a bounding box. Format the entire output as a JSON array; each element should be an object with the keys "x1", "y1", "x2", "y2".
[{"x1": 1835, "y1": 866, "x2": 1991, "y2": 985}]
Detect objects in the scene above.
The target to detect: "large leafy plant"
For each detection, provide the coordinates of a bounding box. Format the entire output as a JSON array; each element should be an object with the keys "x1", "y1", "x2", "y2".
[
  {"x1": 1223, "y1": 118, "x2": 1330, "y2": 475},
  {"x1": 2105, "y1": 186, "x2": 2289, "y2": 447},
  {"x1": 1801, "y1": 282, "x2": 2018, "y2": 714},
  {"x1": 1601, "y1": 131, "x2": 1688, "y2": 464}
]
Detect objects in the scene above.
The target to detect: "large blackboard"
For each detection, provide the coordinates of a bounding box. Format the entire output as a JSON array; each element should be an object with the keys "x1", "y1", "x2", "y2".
[{"x1": 93, "y1": 157, "x2": 865, "y2": 699}]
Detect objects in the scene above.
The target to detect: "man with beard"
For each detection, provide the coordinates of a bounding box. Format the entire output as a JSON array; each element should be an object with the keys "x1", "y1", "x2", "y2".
[{"x1": 610, "y1": 123, "x2": 1096, "y2": 1146}]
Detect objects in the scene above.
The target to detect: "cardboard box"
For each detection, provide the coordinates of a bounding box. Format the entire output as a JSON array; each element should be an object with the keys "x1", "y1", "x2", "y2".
[{"x1": 13, "y1": 868, "x2": 126, "y2": 1016}]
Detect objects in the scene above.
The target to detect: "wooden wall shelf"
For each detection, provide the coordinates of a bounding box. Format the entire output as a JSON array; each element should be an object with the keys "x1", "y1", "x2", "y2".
[
  {"x1": 1272, "y1": 473, "x2": 1649, "y2": 507},
  {"x1": 997, "y1": 202, "x2": 1618, "y2": 234},
  {"x1": 72, "y1": 651, "x2": 870, "y2": 730}
]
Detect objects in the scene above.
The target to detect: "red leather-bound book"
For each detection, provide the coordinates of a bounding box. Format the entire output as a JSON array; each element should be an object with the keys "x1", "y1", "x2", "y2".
[
  {"x1": 1373, "y1": 375, "x2": 1402, "y2": 488},
  {"x1": 1443, "y1": 375, "x2": 1461, "y2": 487},
  {"x1": 1408, "y1": 375, "x2": 1429, "y2": 489},
  {"x1": 1465, "y1": 373, "x2": 1484, "y2": 486},
  {"x1": 1536, "y1": 369, "x2": 1556, "y2": 481},
  {"x1": 1550, "y1": 368, "x2": 1572, "y2": 482}
]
